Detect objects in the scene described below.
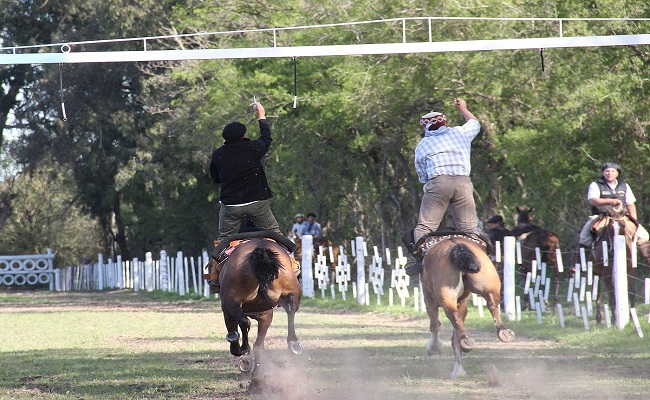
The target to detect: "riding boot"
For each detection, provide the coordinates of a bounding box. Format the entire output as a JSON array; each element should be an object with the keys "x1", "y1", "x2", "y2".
[
  {"x1": 400, "y1": 231, "x2": 418, "y2": 257},
  {"x1": 203, "y1": 259, "x2": 222, "y2": 293},
  {"x1": 405, "y1": 255, "x2": 423, "y2": 276}
]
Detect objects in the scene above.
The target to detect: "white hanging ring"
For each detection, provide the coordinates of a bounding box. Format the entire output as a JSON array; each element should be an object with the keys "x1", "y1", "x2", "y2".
[{"x1": 61, "y1": 44, "x2": 71, "y2": 53}]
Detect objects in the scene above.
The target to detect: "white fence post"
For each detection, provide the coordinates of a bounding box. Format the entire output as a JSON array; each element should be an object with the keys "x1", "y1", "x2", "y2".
[
  {"x1": 145, "y1": 252, "x2": 154, "y2": 292},
  {"x1": 176, "y1": 251, "x2": 185, "y2": 296},
  {"x1": 97, "y1": 253, "x2": 104, "y2": 291},
  {"x1": 301, "y1": 235, "x2": 315, "y2": 298},
  {"x1": 132, "y1": 257, "x2": 140, "y2": 291},
  {"x1": 613, "y1": 234, "x2": 629, "y2": 329},
  {"x1": 503, "y1": 236, "x2": 516, "y2": 321},
  {"x1": 117, "y1": 255, "x2": 123, "y2": 289},
  {"x1": 355, "y1": 236, "x2": 366, "y2": 305}
]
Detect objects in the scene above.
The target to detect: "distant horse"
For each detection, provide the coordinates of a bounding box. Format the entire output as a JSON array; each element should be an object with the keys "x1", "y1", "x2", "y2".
[
  {"x1": 511, "y1": 206, "x2": 562, "y2": 304},
  {"x1": 588, "y1": 204, "x2": 646, "y2": 324},
  {"x1": 419, "y1": 234, "x2": 515, "y2": 379},
  {"x1": 207, "y1": 234, "x2": 303, "y2": 391},
  {"x1": 288, "y1": 232, "x2": 340, "y2": 279}
]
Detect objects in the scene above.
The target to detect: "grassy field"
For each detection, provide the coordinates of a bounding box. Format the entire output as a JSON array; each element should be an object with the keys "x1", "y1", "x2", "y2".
[{"x1": 1, "y1": 289, "x2": 649, "y2": 399}]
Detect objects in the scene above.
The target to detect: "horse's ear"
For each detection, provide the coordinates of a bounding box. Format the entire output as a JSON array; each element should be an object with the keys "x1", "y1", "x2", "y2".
[{"x1": 516, "y1": 206, "x2": 521, "y2": 213}]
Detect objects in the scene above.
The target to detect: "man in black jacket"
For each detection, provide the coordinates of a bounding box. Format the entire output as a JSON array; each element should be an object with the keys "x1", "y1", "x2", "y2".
[{"x1": 209, "y1": 100, "x2": 281, "y2": 240}]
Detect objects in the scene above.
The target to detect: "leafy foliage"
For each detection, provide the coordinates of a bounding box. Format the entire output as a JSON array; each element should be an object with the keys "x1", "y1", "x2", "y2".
[{"x1": 3, "y1": 1, "x2": 650, "y2": 263}]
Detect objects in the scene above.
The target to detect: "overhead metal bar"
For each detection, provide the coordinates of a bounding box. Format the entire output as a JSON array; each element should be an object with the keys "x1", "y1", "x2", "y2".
[{"x1": 1, "y1": 17, "x2": 649, "y2": 65}]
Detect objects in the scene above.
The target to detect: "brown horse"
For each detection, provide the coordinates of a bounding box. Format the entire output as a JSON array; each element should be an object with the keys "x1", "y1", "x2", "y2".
[
  {"x1": 420, "y1": 235, "x2": 515, "y2": 379},
  {"x1": 512, "y1": 206, "x2": 562, "y2": 304},
  {"x1": 588, "y1": 204, "x2": 644, "y2": 325},
  {"x1": 214, "y1": 237, "x2": 303, "y2": 389}
]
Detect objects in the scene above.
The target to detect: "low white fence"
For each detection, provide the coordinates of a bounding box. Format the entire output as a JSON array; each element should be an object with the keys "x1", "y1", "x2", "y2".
[
  {"x1": 57, "y1": 250, "x2": 213, "y2": 297},
  {"x1": 4, "y1": 233, "x2": 648, "y2": 334}
]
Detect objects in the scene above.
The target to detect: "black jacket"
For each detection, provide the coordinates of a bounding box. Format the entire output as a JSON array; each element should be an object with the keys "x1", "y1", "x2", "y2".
[{"x1": 209, "y1": 119, "x2": 273, "y2": 205}]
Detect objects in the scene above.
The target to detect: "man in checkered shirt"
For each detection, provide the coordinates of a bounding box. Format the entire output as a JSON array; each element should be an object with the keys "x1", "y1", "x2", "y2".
[{"x1": 404, "y1": 97, "x2": 482, "y2": 276}]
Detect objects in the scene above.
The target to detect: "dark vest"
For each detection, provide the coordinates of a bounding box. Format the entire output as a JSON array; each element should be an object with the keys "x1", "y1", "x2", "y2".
[{"x1": 590, "y1": 177, "x2": 627, "y2": 215}]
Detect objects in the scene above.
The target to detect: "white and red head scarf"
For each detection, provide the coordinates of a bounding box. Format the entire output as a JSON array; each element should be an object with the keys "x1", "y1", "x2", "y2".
[{"x1": 419, "y1": 112, "x2": 447, "y2": 132}]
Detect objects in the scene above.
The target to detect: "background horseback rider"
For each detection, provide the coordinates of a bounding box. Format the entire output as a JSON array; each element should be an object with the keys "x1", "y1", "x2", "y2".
[
  {"x1": 302, "y1": 213, "x2": 322, "y2": 239},
  {"x1": 578, "y1": 162, "x2": 650, "y2": 253},
  {"x1": 291, "y1": 213, "x2": 307, "y2": 237}
]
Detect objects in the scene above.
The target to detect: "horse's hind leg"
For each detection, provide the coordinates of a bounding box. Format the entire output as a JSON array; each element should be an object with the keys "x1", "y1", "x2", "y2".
[
  {"x1": 483, "y1": 291, "x2": 515, "y2": 343},
  {"x1": 281, "y1": 292, "x2": 303, "y2": 354},
  {"x1": 441, "y1": 297, "x2": 475, "y2": 353},
  {"x1": 252, "y1": 311, "x2": 273, "y2": 355}
]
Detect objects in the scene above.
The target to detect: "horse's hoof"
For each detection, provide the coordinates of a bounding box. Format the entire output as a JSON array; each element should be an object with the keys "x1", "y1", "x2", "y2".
[
  {"x1": 498, "y1": 329, "x2": 515, "y2": 343},
  {"x1": 230, "y1": 341, "x2": 241, "y2": 356},
  {"x1": 427, "y1": 343, "x2": 442, "y2": 356},
  {"x1": 238, "y1": 355, "x2": 255, "y2": 373},
  {"x1": 427, "y1": 348, "x2": 441, "y2": 356},
  {"x1": 289, "y1": 340, "x2": 303, "y2": 355},
  {"x1": 450, "y1": 365, "x2": 467, "y2": 379},
  {"x1": 460, "y1": 337, "x2": 475, "y2": 353},
  {"x1": 226, "y1": 331, "x2": 240, "y2": 343}
]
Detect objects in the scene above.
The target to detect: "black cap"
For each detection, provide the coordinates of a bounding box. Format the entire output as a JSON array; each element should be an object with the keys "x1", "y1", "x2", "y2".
[
  {"x1": 222, "y1": 122, "x2": 246, "y2": 140},
  {"x1": 487, "y1": 215, "x2": 504, "y2": 224}
]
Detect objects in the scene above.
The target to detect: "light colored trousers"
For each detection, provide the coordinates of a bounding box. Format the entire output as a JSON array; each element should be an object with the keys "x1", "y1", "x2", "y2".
[{"x1": 414, "y1": 175, "x2": 480, "y2": 244}]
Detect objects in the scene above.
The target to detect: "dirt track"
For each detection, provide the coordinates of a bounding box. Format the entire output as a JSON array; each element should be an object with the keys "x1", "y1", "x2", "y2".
[{"x1": 1, "y1": 290, "x2": 649, "y2": 399}]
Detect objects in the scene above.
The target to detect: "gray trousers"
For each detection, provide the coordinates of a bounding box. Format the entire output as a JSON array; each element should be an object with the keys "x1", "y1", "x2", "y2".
[
  {"x1": 218, "y1": 199, "x2": 281, "y2": 240},
  {"x1": 414, "y1": 175, "x2": 479, "y2": 243}
]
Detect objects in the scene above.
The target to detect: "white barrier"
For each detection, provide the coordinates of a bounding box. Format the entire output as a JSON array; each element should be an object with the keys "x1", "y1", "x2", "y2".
[
  {"x1": 19, "y1": 231, "x2": 644, "y2": 336},
  {"x1": 503, "y1": 236, "x2": 516, "y2": 321},
  {"x1": 613, "y1": 235, "x2": 630, "y2": 329},
  {"x1": 0, "y1": 249, "x2": 57, "y2": 290},
  {"x1": 355, "y1": 236, "x2": 366, "y2": 305},
  {"x1": 301, "y1": 234, "x2": 315, "y2": 298}
]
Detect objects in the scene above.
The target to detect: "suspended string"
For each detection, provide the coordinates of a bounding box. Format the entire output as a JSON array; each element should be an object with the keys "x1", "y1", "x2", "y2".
[
  {"x1": 539, "y1": 48, "x2": 545, "y2": 74},
  {"x1": 293, "y1": 57, "x2": 297, "y2": 109},
  {"x1": 58, "y1": 63, "x2": 67, "y2": 121}
]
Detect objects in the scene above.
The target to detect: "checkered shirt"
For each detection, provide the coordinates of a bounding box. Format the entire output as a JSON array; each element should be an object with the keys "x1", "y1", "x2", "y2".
[{"x1": 414, "y1": 119, "x2": 480, "y2": 183}]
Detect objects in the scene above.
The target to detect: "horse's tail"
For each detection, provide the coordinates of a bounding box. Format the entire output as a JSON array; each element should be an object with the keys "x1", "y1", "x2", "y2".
[
  {"x1": 449, "y1": 243, "x2": 481, "y2": 274},
  {"x1": 249, "y1": 247, "x2": 282, "y2": 291}
]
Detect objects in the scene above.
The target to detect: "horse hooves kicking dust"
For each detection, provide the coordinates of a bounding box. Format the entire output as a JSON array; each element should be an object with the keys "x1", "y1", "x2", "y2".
[
  {"x1": 211, "y1": 233, "x2": 303, "y2": 385},
  {"x1": 498, "y1": 328, "x2": 515, "y2": 343},
  {"x1": 419, "y1": 234, "x2": 515, "y2": 379}
]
